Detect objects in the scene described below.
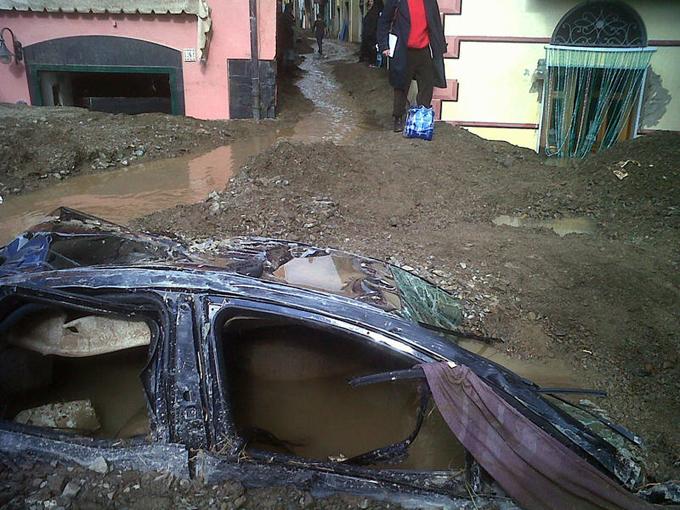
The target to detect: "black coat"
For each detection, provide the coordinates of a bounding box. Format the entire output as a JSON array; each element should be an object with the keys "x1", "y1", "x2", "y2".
[{"x1": 377, "y1": 0, "x2": 447, "y2": 90}]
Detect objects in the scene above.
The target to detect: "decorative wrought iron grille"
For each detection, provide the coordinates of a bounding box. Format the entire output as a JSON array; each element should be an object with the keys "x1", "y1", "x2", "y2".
[{"x1": 552, "y1": 1, "x2": 647, "y2": 48}]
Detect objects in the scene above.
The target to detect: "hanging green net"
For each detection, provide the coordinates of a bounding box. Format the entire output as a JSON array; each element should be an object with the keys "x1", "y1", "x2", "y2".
[{"x1": 543, "y1": 45, "x2": 655, "y2": 159}]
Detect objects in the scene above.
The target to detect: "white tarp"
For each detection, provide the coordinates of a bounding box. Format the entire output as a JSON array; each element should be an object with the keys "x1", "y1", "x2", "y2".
[{"x1": 0, "y1": 0, "x2": 212, "y2": 60}]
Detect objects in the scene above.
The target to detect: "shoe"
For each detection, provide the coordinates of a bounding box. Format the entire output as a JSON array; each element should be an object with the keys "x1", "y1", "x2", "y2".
[{"x1": 393, "y1": 115, "x2": 404, "y2": 133}]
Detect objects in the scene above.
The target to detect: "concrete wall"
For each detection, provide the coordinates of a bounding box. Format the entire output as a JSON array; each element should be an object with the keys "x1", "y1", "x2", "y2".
[
  {"x1": 0, "y1": 0, "x2": 276, "y2": 119},
  {"x1": 438, "y1": 0, "x2": 680, "y2": 150}
]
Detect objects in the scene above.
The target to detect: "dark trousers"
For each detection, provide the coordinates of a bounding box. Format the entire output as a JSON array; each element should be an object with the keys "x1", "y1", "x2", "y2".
[
  {"x1": 316, "y1": 35, "x2": 323, "y2": 54},
  {"x1": 393, "y1": 47, "x2": 434, "y2": 118}
]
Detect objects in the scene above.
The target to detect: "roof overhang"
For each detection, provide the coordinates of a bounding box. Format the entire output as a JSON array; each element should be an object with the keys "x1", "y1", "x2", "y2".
[{"x1": 0, "y1": 0, "x2": 212, "y2": 61}]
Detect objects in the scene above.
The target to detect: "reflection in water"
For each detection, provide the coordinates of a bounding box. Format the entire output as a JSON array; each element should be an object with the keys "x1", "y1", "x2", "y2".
[
  {"x1": 0, "y1": 40, "x2": 370, "y2": 245},
  {"x1": 0, "y1": 133, "x2": 279, "y2": 244},
  {"x1": 492, "y1": 215, "x2": 596, "y2": 237}
]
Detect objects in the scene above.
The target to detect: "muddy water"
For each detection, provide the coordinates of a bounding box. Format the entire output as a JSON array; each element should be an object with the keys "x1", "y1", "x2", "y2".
[
  {"x1": 0, "y1": 41, "x2": 368, "y2": 244},
  {"x1": 228, "y1": 321, "x2": 578, "y2": 471},
  {"x1": 492, "y1": 215, "x2": 596, "y2": 237},
  {"x1": 0, "y1": 140, "x2": 278, "y2": 244},
  {"x1": 459, "y1": 339, "x2": 578, "y2": 389},
  {"x1": 5, "y1": 346, "x2": 149, "y2": 439}
]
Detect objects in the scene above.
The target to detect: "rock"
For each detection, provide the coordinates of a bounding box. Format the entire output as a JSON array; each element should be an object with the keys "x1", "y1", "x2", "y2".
[
  {"x1": 61, "y1": 480, "x2": 81, "y2": 499},
  {"x1": 299, "y1": 492, "x2": 314, "y2": 508},
  {"x1": 87, "y1": 456, "x2": 109, "y2": 475},
  {"x1": 47, "y1": 474, "x2": 67, "y2": 493},
  {"x1": 662, "y1": 360, "x2": 675, "y2": 370},
  {"x1": 389, "y1": 216, "x2": 399, "y2": 227},
  {"x1": 527, "y1": 311, "x2": 537, "y2": 321},
  {"x1": 233, "y1": 495, "x2": 247, "y2": 508}
]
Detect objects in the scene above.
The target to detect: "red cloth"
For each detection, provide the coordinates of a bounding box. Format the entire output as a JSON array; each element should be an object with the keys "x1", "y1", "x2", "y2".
[
  {"x1": 420, "y1": 362, "x2": 653, "y2": 510},
  {"x1": 407, "y1": 0, "x2": 430, "y2": 49}
]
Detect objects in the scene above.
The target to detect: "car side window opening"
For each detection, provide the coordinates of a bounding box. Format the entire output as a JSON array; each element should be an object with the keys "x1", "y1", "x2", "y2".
[
  {"x1": 0, "y1": 302, "x2": 152, "y2": 440},
  {"x1": 220, "y1": 314, "x2": 465, "y2": 470}
]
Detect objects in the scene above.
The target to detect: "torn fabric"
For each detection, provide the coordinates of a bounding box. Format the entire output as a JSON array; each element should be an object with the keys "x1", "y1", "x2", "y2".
[{"x1": 420, "y1": 362, "x2": 653, "y2": 510}]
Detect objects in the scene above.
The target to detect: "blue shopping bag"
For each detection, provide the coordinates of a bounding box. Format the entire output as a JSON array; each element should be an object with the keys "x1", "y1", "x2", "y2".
[{"x1": 403, "y1": 105, "x2": 435, "y2": 141}]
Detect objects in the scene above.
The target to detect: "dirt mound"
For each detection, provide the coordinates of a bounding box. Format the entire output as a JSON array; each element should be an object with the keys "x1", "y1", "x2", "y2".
[
  {"x1": 332, "y1": 62, "x2": 392, "y2": 125},
  {"x1": 516, "y1": 131, "x2": 680, "y2": 241},
  {"x1": 0, "y1": 104, "x2": 260, "y2": 196},
  {"x1": 137, "y1": 126, "x2": 680, "y2": 480}
]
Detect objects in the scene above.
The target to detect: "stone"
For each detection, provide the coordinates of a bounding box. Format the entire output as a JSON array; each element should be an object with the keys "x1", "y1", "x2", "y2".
[
  {"x1": 61, "y1": 480, "x2": 81, "y2": 499},
  {"x1": 87, "y1": 456, "x2": 109, "y2": 475},
  {"x1": 233, "y1": 495, "x2": 247, "y2": 508},
  {"x1": 47, "y1": 474, "x2": 67, "y2": 493}
]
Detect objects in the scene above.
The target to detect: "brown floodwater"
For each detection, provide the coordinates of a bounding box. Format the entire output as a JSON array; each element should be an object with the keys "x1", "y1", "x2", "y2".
[
  {"x1": 492, "y1": 214, "x2": 596, "y2": 237},
  {"x1": 225, "y1": 317, "x2": 578, "y2": 471},
  {"x1": 0, "y1": 41, "x2": 371, "y2": 246}
]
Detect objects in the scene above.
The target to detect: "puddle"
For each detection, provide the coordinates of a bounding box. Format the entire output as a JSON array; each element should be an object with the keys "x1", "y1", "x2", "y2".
[
  {"x1": 0, "y1": 143, "x2": 263, "y2": 244},
  {"x1": 458, "y1": 339, "x2": 578, "y2": 389},
  {"x1": 0, "y1": 40, "x2": 369, "y2": 245},
  {"x1": 492, "y1": 215, "x2": 596, "y2": 237}
]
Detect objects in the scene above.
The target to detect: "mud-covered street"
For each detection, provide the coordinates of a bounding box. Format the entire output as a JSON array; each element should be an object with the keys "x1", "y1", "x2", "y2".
[{"x1": 1, "y1": 37, "x2": 680, "y2": 509}]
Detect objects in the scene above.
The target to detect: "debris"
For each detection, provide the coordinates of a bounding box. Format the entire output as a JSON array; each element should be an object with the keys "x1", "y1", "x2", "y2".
[
  {"x1": 639, "y1": 481, "x2": 680, "y2": 504},
  {"x1": 613, "y1": 169, "x2": 629, "y2": 180},
  {"x1": 87, "y1": 456, "x2": 109, "y2": 475},
  {"x1": 14, "y1": 400, "x2": 101, "y2": 432},
  {"x1": 61, "y1": 480, "x2": 81, "y2": 499},
  {"x1": 615, "y1": 160, "x2": 641, "y2": 169},
  {"x1": 8, "y1": 313, "x2": 151, "y2": 357}
]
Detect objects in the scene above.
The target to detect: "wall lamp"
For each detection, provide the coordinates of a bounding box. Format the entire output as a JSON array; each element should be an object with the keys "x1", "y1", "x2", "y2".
[{"x1": 0, "y1": 27, "x2": 23, "y2": 65}]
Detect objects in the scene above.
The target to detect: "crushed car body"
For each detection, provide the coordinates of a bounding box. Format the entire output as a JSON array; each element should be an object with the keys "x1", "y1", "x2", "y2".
[{"x1": 0, "y1": 208, "x2": 656, "y2": 508}]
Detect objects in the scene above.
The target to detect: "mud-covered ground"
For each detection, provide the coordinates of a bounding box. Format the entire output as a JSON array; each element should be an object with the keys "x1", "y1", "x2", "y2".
[
  {"x1": 1, "y1": 40, "x2": 679, "y2": 509},
  {"x1": 0, "y1": 90, "x2": 312, "y2": 199},
  {"x1": 139, "y1": 61, "x2": 680, "y2": 482},
  {"x1": 0, "y1": 455, "x2": 399, "y2": 510}
]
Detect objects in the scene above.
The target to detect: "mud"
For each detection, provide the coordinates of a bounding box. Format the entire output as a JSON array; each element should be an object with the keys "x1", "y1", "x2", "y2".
[
  {"x1": 138, "y1": 50, "x2": 680, "y2": 481},
  {"x1": 0, "y1": 455, "x2": 406, "y2": 510},
  {"x1": 1, "y1": 35, "x2": 679, "y2": 506}
]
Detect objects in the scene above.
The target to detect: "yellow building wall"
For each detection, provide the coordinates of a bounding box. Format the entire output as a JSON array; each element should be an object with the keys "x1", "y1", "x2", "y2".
[{"x1": 441, "y1": 0, "x2": 680, "y2": 150}]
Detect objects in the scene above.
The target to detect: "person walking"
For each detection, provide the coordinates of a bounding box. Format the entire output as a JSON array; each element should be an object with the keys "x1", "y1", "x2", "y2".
[
  {"x1": 359, "y1": 0, "x2": 383, "y2": 65},
  {"x1": 314, "y1": 14, "x2": 326, "y2": 55},
  {"x1": 377, "y1": 0, "x2": 447, "y2": 132}
]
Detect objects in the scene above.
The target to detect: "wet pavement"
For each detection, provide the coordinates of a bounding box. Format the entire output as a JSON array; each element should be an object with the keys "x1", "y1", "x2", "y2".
[{"x1": 0, "y1": 40, "x2": 366, "y2": 244}]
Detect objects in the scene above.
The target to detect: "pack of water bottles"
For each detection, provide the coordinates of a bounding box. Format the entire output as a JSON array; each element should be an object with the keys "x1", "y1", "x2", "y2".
[{"x1": 403, "y1": 105, "x2": 435, "y2": 141}]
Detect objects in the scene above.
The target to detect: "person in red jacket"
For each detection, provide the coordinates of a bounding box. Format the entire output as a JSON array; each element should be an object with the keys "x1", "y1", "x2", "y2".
[{"x1": 377, "y1": 0, "x2": 447, "y2": 132}]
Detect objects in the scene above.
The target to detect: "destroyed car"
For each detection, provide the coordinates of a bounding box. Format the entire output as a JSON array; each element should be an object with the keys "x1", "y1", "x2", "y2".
[{"x1": 0, "y1": 208, "x2": 654, "y2": 508}]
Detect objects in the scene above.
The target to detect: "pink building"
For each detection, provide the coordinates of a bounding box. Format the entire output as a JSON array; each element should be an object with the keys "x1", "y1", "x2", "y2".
[{"x1": 0, "y1": 0, "x2": 277, "y2": 119}]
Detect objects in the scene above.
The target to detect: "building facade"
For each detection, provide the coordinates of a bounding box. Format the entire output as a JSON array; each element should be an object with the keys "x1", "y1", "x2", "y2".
[
  {"x1": 0, "y1": 0, "x2": 277, "y2": 119},
  {"x1": 435, "y1": 0, "x2": 680, "y2": 153}
]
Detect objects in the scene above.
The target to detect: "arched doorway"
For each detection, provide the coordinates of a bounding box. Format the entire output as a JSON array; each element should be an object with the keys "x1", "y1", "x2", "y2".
[
  {"x1": 540, "y1": 1, "x2": 654, "y2": 158},
  {"x1": 24, "y1": 36, "x2": 185, "y2": 115}
]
